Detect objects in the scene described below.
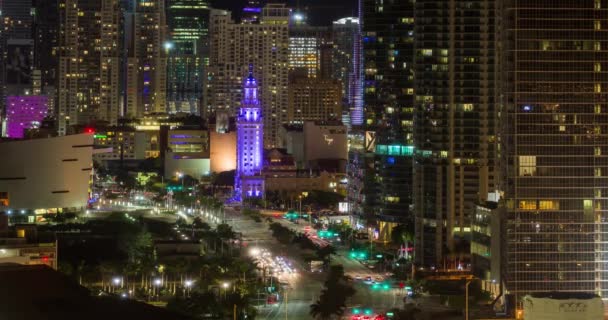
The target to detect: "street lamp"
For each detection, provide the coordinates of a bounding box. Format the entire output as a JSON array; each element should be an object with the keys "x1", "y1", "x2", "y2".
[
  {"x1": 184, "y1": 280, "x2": 194, "y2": 297},
  {"x1": 249, "y1": 247, "x2": 261, "y2": 257},
  {"x1": 222, "y1": 282, "x2": 230, "y2": 300}
]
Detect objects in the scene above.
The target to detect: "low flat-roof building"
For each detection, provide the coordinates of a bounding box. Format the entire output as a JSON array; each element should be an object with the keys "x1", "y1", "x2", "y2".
[{"x1": 0, "y1": 134, "x2": 93, "y2": 216}]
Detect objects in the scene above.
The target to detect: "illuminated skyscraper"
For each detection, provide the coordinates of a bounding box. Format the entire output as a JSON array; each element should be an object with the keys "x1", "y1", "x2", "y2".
[
  {"x1": 208, "y1": 4, "x2": 289, "y2": 147},
  {"x1": 413, "y1": 0, "x2": 498, "y2": 268},
  {"x1": 358, "y1": 0, "x2": 415, "y2": 241},
  {"x1": 0, "y1": 0, "x2": 34, "y2": 126},
  {"x1": 166, "y1": 0, "x2": 209, "y2": 115},
  {"x1": 235, "y1": 67, "x2": 264, "y2": 201},
  {"x1": 332, "y1": 17, "x2": 359, "y2": 103},
  {"x1": 504, "y1": 0, "x2": 608, "y2": 299},
  {"x1": 288, "y1": 20, "x2": 330, "y2": 78},
  {"x1": 125, "y1": 0, "x2": 167, "y2": 118},
  {"x1": 57, "y1": 0, "x2": 120, "y2": 135}
]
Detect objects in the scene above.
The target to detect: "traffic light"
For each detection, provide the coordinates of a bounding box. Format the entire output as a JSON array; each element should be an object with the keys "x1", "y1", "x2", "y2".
[
  {"x1": 352, "y1": 308, "x2": 361, "y2": 315},
  {"x1": 382, "y1": 283, "x2": 390, "y2": 290},
  {"x1": 371, "y1": 283, "x2": 380, "y2": 290},
  {"x1": 364, "y1": 308, "x2": 373, "y2": 315},
  {"x1": 284, "y1": 210, "x2": 299, "y2": 220},
  {"x1": 386, "y1": 312, "x2": 394, "y2": 317}
]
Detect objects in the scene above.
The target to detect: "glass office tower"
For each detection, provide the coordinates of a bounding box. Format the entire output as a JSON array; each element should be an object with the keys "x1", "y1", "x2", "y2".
[{"x1": 504, "y1": 0, "x2": 608, "y2": 299}]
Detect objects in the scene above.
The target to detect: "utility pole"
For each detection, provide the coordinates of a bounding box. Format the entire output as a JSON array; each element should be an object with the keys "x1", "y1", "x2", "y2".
[{"x1": 465, "y1": 279, "x2": 473, "y2": 320}]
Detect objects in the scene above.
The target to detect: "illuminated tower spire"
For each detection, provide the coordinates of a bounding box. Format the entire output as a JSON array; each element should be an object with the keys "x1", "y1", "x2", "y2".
[{"x1": 234, "y1": 65, "x2": 264, "y2": 200}]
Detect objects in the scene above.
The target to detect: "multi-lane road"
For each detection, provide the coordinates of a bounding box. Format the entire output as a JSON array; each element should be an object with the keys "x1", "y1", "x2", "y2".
[{"x1": 89, "y1": 199, "x2": 423, "y2": 319}]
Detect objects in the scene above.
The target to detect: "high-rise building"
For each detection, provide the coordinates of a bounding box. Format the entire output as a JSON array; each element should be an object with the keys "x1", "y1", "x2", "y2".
[
  {"x1": 241, "y1": 0, "x2": 266, "y2": 23},
  {"x1": 235, "y1": 67, "x2": 264, "y2": 201},
  {"x1": 166, "y1": 0, "x2": 209, "y2": 115},
  {"x1": 288, "y1": 22, "x2": 330, "y2": 78},
  {"x1": 503, "y1": 0, "x2": 608, "y2": 299},
  {"x1": 0, "y1": 0, "x2": 34, "y2": 120},
  {"x1": 125, "y1": 0, "x2": 167, "y2": 118},
  {"x1": 360, "y1": 0, "x2": 415, "y2": 241},
  {"x1": 413, "y1": 0, "x2": 498, "y2": 268},
  {"x1": 332, "y1": 17, "x2": 359, "y2": 102},
  {"x1": 287, "y1": 77, "x2": 341, "y2": 123},
  {"x1": 57, "y1": 0, "x2": 121, "y2": 135},
  {"x1": 207, "y1": 4, "x2": 289, "y2": 147},
  {"x1": 33, "y1": 0, "x2": 59, "y2": 107}
]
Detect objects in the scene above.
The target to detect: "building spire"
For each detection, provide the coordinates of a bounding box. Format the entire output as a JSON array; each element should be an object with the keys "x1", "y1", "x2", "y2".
[{"x1": 248, "y1": 64, "x2": 255, "y2": 82}]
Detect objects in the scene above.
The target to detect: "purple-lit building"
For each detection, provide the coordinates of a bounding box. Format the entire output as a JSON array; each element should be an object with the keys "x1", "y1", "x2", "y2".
[
  {"x1": 235, "y1": 67, "x2": 264, "y2": 200},
  {"x1": 6, "y1": 96, "x2": 48, "y2": 138},
  {"x1": 241, "y1": 0, "x2": 264, "y2": 23}
]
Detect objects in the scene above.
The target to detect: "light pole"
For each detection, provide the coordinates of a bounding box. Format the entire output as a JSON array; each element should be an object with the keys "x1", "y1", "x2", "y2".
[
  {"x1": 184, "y1": 280, "x2": 193, "y2": 297},
  {"x1": 222, "y1": 282, "x2": 230, "y2": 300},
  {"x1": 112, "y1": 276, "x2": 122, "y2": 292},
  {"x1": 154, "y1": 278, "x2": 162, "y2": 301},
  {"x1": 464, "y1": 277, "x2": 479, "y2": 320}
]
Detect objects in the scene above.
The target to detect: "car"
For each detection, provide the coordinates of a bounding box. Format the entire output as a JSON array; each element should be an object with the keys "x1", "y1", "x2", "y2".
[
  {"x1": 375, "y1": 277, "x2": 383, "y2": 282},
  {"x1": 354, "y1": 275, "x2": 363, "y2": 280},
  {"x1": 364, "y1": 276, "x2": 372, "y2": 282}
]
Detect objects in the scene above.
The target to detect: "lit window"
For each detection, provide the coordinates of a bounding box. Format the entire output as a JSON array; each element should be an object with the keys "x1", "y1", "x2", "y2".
[
  {"x1": 539, "y1": 200, "x2": 559, "y2": 210},
  {"x1": 519, "y1": 201, "x2": 537, "y2": 210},
  {"x1": 519, "y1": 156, "x2": 537, "y2": 176}
]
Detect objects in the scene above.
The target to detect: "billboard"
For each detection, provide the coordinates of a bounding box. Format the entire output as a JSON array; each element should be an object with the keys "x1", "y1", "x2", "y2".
[{"x1": 5, "y1": 41, "x2": 32, "y2": 85}]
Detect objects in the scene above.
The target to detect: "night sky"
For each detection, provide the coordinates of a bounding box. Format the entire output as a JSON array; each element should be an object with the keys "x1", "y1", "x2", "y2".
[{"x1": 211, "y1": 0, "x2": 357, "y2": 25}]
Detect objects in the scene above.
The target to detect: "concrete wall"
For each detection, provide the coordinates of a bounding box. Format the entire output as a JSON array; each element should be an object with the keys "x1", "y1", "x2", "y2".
[
  {"x1": 164, "y1": 151, "x2": 210, "y2": 179},
  {"x1": 523, "y1": 296, "x2": 603, "y2": 320},
  {"x1": 210, "y1": 130, "x2": 236, "y2": 173},
  {"x1": 0, "y1": 134, "x2": 93, "y2": 212},
  {"x1": 303, "y1": 122, "x2": 347, "y2": 162}
]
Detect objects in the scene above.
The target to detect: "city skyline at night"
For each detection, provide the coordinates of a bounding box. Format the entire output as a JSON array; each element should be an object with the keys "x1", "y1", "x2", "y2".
[{"x1": 2, "y1": 0, "x2": 608, "y2": 319}]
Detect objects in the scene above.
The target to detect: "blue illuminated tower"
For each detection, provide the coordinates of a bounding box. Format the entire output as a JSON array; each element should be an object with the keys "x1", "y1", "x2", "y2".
[{"x1": 235, "y1": 66, "x2": 264, "y2": 201}]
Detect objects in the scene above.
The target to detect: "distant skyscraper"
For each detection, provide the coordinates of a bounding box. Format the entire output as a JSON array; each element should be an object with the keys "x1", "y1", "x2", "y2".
[
  {"x1": 33, "y1": 0, "x2": 59, "y2": 113},
  {"x1": 413, "y1": 0, "x2": 497, "y2": 267},
  {"x1": 166, "y1": 0, "x2": 209, "y2": 115},
  {"x1": 6, "y1": 95, "x2": 48, "y2": 138},
  {"x1": 332, "y1": 17, "x2": 359, "y2": 103},
  {"x1": 241, "y1": 0, "x2": 266, "y2": 23},
  {"x1": 0, "y1": 0, "x2": 34, "y2": 123},
  {"x1": 57, "y1": 0, "x2": 121, "y2": 135},
  {"x1": 235, "y1": 67, "x2": 264, "y2": 201},
  {"x1": 504, "y1": 0, "x2": 608, "y2": 299},
  {"x1": 288, "y1": 77, "x2": 341, "y2": 123},
  {"x1": 288, "y1": 22, "x2": 330, "y2": 78},
  {"x1": 125, "y1": 0, "x2": 167, "y2": 118},
  {"x1": 208, "y1": 4, "x2": 289, "y2": 147},
  {"x1": 359, "y1": 0, "x2": 415, "y2": 241}
]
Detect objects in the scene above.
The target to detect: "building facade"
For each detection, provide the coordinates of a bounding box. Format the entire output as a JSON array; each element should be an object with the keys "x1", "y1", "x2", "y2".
[
  {"x1": 235, "y1": 68, "x2": 264, "y2": 200},
  {"x1": 287, "y1": 77, "x2": 342, "y2": 123},
  {"x1": 413, "y1": 0, "x2": 498, "y2": 267},
  {"x1": 360, "y1": 0, "x2": 415, "y2": 241},
  {"x1": 125, "y1": 0, "x2": 167, "y2": 118},
  {"x1": 57, "y1": 0, "x2": 120, "y2": 135},
  {"x1": 332, "y1": 17, "x2": 359, "y2": 102},
  {"x1": 0, "y1": 0, "x2": 34, "y2": 118},
  {"x1": 207, "y1": 5, "x2": 289, "y2": 147},
  {"x1": 503, "y1": 0, "x2": 608, "y2": 299},
  {"x1": 288, "y1": 24, "x2": 330, "y2": 78},
  {"x1": 93, "y1": 128, "x2": 147, "y2": 162},
  {"x1": 166, "y1": 0, "x2": 209, "y2": 115},
  {"x1": 5, "y1": 96, "x2": 48, "y2": 139},
  {"x1": 0, "y1": 134, "x2": 93, "y2": 214}
]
